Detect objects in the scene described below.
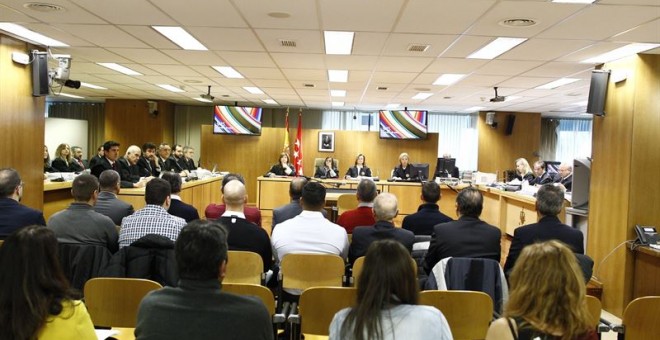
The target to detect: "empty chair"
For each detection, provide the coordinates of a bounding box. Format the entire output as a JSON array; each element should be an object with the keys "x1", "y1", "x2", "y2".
[
  {"x1": 297, "y1": 287, "x2": 357, "y2": 338},
  {"x1": 336, "y1": 194, "x2": 358, "y2": 216},
  {"x1": 222, "y1": 283, "x2": 275, "y2": 315},
  {"x1": 419, "y1": 290, "x2": 493, "y2": 340},
  {"x1": 613, "y1": 296, "x2": 660, "y2": 340},
  {"x1": 585, "y1": 295, "x2": 601, "y2": 330},
  {"x1": 224, "y1": 250, "x2": 264, "y2": 285},
  {"x1": 84, "y1": 277, "x2": 162, "y2": 327},
  {"x1": 280, "y1": 253, "x2": 345, "y2": 295}
]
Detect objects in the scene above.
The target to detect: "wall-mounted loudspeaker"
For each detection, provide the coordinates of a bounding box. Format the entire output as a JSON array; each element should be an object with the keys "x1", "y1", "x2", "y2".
[
  {"x1": 505, "y1": 114, "x2": 516, "y2": 135},
  {"x1": 148, "y1": 100, "x2": 159, "y2": 117},
  {"x1": 32, "y1": 51, "x2": 49, "y2": 97}
]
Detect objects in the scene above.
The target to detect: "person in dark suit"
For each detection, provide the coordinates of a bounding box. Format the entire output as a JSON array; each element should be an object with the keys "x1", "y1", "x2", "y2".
[
  {"x1": 87, "y1": 145, "x2": 104, "y2": 170},
  {"x1": 93, "y1": 170, "x2": 134, "y2": 226},
  {"x1": 314, "y1": 157, "x2": 339, "y2": 179},
  {"x1": 402, "y1": 181, "x2": 453, "y2": 235},
  {"x1": 218, "y1": 179, "x2": 272, "y2": 272},
  {"x1": 205, "y1": 173, "x2": 262, "y2": 226},
  {"x1": 117, "y1": 145, "x2": 147, "y2": 188},
  {"x1": 266, "y1": 152, "x2": 295, "y2": 177},
  {"x1": 70, "y1": 146, "x2": 86, "y2": 172},
  {"x1": 531, "y1": 160, "x2": 554, "y2": 186},
  {"x1": 137, "y1": 142, "x2": 160, "y2": 177},
  {"x1": 344, "y1": 153, "x2": 372, "y2": 179},
  {"x1": 51, "y1": 143, "x2": 75, "y2": 172},
  {"x1": 514, "y1": 158, "x2": 535, "y2": 185},
  {"x1": 391, "y1": 152, "x2": 417, "y2": 181},
  {"x1": 504, "y1": 184, "x2": 584, "y2": 275},
  {"x1": 162, "y1": 172, "x2": 199, "y2": 223},
  {"x1": 349, "y1": 193, "x2": 415, "y2": 264},
  {"x1": 181, "y1": 146, "x2": 197, "y2": 171},
  {"x1": 92, "y1": 141, "x2": 142, "y2": 189},
  {"x1": 272, "y1": 177, "x2": 306, "y2": 230},
  {"x1": 0, "y1": 168, "x2": 46, "y2": 238},
  {"x1": 555, "y1": 163, "x2": 573, "y2": 192},
  {"x1": 166, "y1": 144, "x2": 186, "y2": 175},
  {"x1": 424, "y1": 187, "x2": 501, "y2": 274},
  {"x1": 157, "y1": 143, "x2": 178, "y2": 173},
  {"x1": 43, "y1": 145, "x2": 55, "y2": 173}
]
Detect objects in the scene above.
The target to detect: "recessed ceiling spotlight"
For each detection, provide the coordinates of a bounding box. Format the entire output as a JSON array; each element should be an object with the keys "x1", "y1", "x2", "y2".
[
  {"x1": 268, "y1": 12, "x2": 291, "y2": 19},
  {"x1": 23, "y1": 2, "x2": 65, "y2": 12},
  {"x1": 414, "y1": 87, "x2": 431, "y2": 92},
  {"x1": 499, "y1": 18, "x2": 538, "y2": 28}
]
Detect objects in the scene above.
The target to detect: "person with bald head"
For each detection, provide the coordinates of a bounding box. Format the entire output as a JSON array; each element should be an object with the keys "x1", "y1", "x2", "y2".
[
  {"x1": 218, "y1": 179, "x2": 272, "y2": 272},
  {"x1": 555, "y1": 163, "x2": 573, "y2": 191},
  {"x1": 348, "y1": 193, "x2": 415, "y2": 264}
]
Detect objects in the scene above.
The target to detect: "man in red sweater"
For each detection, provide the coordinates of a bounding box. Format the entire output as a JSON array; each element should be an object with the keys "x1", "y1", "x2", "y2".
[{"x1": 337, "y1": 179, "x2": 377, "y2": 233}]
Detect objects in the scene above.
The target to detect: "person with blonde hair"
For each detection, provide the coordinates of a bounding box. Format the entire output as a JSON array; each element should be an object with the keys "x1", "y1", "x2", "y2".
[
  {"x1": 514, "y1": 158, "x2": 534, "y2": 185},
  {"x1": 486, "y1": 240, "x2": 597, "y2": 340},
  {"x1": 392, "y1": 152, "x2": 417, "y2": 181},
  {"x1": 330, "y1": 239, "x2": 452, "y2": 340},
  {"x1": 51, "y1": 143, "x2": 74, "y2": 172}
]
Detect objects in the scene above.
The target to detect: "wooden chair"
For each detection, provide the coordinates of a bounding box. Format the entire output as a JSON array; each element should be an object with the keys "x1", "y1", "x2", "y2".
[
  {"x1": 613, "y1": 296, "x2": 660, "y2": 340},
  {"x1": 298, "y1": 287, "x2": 357, "y2": 339},
  {"x1": 224, "y1": 250, "x2": 264, "y2": 285},
  {"x1": 84, "y1": 277, "x2": 162, "y2": 328},
  {"x1": 280, "y1": 253, "x2": 346, "y2": 293},
  {"x1": 585, "y1": 295, "x2": 601, "y2": 329},
  {"x1": 419, "y1": 290, "x2": 493, "y2": 340},
  {"x1": 351, "y1": 256, "x2": 416, "y2": 287},
  {"x1": 337, "y1": 194, "x2": 358, "y2": 216}
]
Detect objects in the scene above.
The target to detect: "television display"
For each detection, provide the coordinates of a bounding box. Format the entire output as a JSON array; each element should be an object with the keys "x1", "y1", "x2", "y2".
[
  {"x1": 586, "y1": 70, "x2": 611, "y2": 116},
  {"x1": 379, "y1": 110, "x2": 428, "y2": 139},
  {"x1": 213, "y1": 106, "x2": 262, "y2": 135},
  {"x1": 572, "y1": 158, "x2": 591, "y2": 210}
]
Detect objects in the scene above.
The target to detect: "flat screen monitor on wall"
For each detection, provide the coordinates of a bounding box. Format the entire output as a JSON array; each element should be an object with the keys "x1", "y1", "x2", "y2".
[
  {"x1": 586, "y1": 70, "x2": 611, "y2": 116},
  {"x1": 379, "y1": 110, "x2": 428, "y2": 139},
  {"x1": 572, "y1": 158, "x2": 591, "y2": 210},
  {"x1": 213, "y1": 106, "x2": 262, "y2": 136}
]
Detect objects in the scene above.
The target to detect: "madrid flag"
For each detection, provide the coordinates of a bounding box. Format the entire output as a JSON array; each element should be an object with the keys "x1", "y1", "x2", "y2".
[{"x1": 293, "y1": 110, "x2": 303, "y2": 176}]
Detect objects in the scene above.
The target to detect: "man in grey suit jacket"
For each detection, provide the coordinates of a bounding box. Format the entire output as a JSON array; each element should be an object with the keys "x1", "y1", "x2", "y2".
[
  {"x1": 94, "y1": 170, "x2": 134, "y2": 226},
  {"x1": 272, "y1": 177, "x2": 328, "y2": 231}
]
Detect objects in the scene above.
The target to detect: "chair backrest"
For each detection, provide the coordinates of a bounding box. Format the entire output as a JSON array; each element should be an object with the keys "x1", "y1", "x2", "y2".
[
  {"x1": 337, "y1": 193, "x2": 358, "y2": 216},
  {"x1": 299, "y1": 287, "x2": 357, "y2": 336},
  {"x1": 222, "y1": 283, "x2": 275, "y2": 315},
  {"x1": 84, "y1": 277, "x2": 162, "y2": 328},
  {"x1": 281, "y1": 253, "x2": 345, "y2": 291},
  {"x1": 352, "y1": 256, "x2": 416, "y2": 287},
  {"x1": 225, "y1": 250, "x2": 263, "y2": 285},
  {"x1": 58, "y1": 243, "x2": 113, "y2": 291},
  {"x1": 441, "y1": 257, "x2": 507, "y2": 314},
  {"x1": 584, "y1": 295, "x2": 601, "y2": 329},
  {"x1": 622, "y1": 296, "x2": 660, "y2": 340},
  {"x1": 419, "y1": 290, "x2": 493, "y2": 340},
  {"x1": 314, "y1": 158, "x2": 339, "y2": 171}
]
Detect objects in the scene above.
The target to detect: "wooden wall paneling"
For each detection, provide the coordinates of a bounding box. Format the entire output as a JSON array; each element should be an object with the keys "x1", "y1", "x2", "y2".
[
  {"x1": 477, "y1": 111, "x2": 541, "y2": 175},
  {"x1": 104, "y1": 99, "x2": 174, "y2": 150},
  {"x1": 0, "y1": 35, "x2": 45, "y2": 210}
]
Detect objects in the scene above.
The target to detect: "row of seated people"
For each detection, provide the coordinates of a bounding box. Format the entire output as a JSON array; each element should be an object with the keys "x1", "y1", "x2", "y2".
[{"x1": 0, "y1": 222, "x2": 599, "y2": 340}]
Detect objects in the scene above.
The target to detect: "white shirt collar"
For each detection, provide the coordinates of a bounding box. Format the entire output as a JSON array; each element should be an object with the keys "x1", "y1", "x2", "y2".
[
  {"x1": 171, "y1": 194, "x2": 181, "y2": 201},
  {"x1": 221, "y1": 210, "x2": 246, "y2": 219},
  {"x1": 358, "y1": 202, "x2": 374, "y2": 208}
]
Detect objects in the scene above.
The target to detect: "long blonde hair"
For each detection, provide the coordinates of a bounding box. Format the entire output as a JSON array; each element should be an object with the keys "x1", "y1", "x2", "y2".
[
  {"x1": 505, "y1": 240, "x2": 591, "y2": 340},
  {"x1": 55, "y1": 143, "x2": 72, "y2": 164},
  {"x1": 515, "y1": 158, "x2": 531, "y2": 176}
]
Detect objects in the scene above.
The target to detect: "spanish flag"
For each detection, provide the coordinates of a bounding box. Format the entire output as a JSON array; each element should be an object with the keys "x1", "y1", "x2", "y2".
[{"x1": 283, "y1": 107, "x2": 290, "y2": 154}]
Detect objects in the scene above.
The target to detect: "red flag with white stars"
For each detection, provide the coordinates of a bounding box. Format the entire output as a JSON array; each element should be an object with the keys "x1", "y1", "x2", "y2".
[{"x1": 293, "y1": 110, "x2": 303, "y2": 176}]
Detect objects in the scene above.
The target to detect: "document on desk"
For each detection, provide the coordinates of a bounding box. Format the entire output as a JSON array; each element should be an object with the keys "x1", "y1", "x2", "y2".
[{"x1": 95, "y1": 329, "x2": 119, "y2": 340}]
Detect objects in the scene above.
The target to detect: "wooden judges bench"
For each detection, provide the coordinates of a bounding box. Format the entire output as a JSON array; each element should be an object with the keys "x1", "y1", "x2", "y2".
[
  {"x1": 43, "y1": 176, "x2": 223, "y2": 221},
  {"x1": 256, "y1": 176, "x2": 562, "y2": 236}
]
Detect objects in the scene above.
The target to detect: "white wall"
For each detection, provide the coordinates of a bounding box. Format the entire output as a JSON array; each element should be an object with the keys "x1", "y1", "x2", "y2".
[{"x1": 45, "y1": 117, "x2": 88, "y2": 160}]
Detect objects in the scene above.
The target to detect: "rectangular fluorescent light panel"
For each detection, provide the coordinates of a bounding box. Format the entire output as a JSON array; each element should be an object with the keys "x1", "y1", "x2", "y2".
[
  {"x1": 433, "y1": 74, "x2": 466, "y2": 86},
  {"x1": 243, "y1": 86, "x2": 264, "y2": 94},
  {"x1": 97, "y1": 63, "x2": 142, "y2": 76},
  {"x1": 551, "y1": 0, "x2": 596, "y2": 3},
  {"x1": 157, "y1": 84, "x2": 185, "y2": 93},
  {"x1": 58, "y1": 93, "x2": 84, "y2": 99},
  {"x1": 412, "y1": 93, "x2": 433, "y2": 100},
  {"x1": 535, "y1": 78, "x2": 579, "y2": 90},
  {"x1": 213, "y1": 66, "x2": 244, "y2": 79},
  {"x1": 263, "y1": 99, "x2": 278, "y2": 105},
  {"x1": 464, "y1": 106, "x2": 486, "y2": 112},
  {"x1": 152, "y1": 26, "x2": 207, "y2": 51},
  {"x1": 467, "y1": 37, "x2": 527, "y2": 59},
  {"x1": 324, "y1": 31, "x2": 354, "y2": 55},
  {"x1": 581, "y1": 43, "x2": 660, "y2": 64},
  {"x1": 332, "y1": 101, "x2": 344, "y2": 107},
  {"x1": 330, "y1": 90, "x2": 346, "y2": 97},
  {"x1": 80, "y1": 82, "x2": 107, "y2": 90},
  {"x1": 0, "y1": 23, "x2": 68, "y2": 47},
  {"x1": 194, "y1": 97, "x2": 213, "y2": 103},
  {"x1": 328, "y1": 70, "x2": 348, "y2": 82}
]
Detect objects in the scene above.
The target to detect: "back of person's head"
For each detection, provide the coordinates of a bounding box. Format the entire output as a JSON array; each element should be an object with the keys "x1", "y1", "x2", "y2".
[
  {"x1": 301, "y1": 182, "x2": 326, "y2": 210},
  {"x1": 373, "y1": 193, "x2": 397, "y2": 221},
  {"x1": 289, "y1": 177, "x2": 307, "y2": 199},
  {"x1": 0, "y1": 168, "x2": 20, "y2": 198},
  {"x1": 506, "y1": 240, "x2": 590, "y2": 340},
  {"x1": 142, "y1": 142, "x2": 156, "y2": 151},
  {"x1": 145, "y1": 178, "x2": 171, "y2": 206},
  {"x1": 536, "y1": 184, "x2": 564, "y2": 216},
  {"x1": 221, "y1": 173, "x2": 245, "y2": 193},
  {"x1": 222, "y1": 180, "x2": 246, "y2": 207},
  {"x1": 175, "y1": 220, "x2": 228, "y2": 280},
  {"x1": 341, "y1": 239, "x2": 418, "y2": 340},
  {"x1": 161, "y1": 172, "x2": 182, "y2": 194},
  {"x1": 99, "y1": 170, "x2": 120, "y2": 191},
  {"x1": 456, "y1": 187, "x2": 483, "y2": 218},
  {"x1": 103, "y1": 140, "x2": 120, "y2": 152},
  {"x1": 356, "y1": 179, "x2": 377, "y2": 203},
  {"x1": 72, "y1": 174, "x2": 99, "y2": 202},
  {"x1": 421, "y1": 181, "x2": 440, "y2": 203},
  {"x1": 0, "y1": 226, "x2": 73, "y2": 340}
]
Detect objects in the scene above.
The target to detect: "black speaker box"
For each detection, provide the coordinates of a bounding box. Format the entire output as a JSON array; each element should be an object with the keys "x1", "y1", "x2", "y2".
[
  {"x1": 505, "y1": 114, "x2": 516, "y2": 135},
  {"x1": 32, "y1": 51, "x2": 49, "y2": 97}
]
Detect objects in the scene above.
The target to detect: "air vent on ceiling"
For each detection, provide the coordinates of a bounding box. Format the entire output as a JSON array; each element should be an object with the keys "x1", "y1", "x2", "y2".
[
  {"x1": 377, "y1": 86, "x2": 388, "y2": 91},
  {"x1": 23, "y1": 2, "x2": 65, "y2": 12},
  {"x1": 408, "y1": 44, "x2": 430, "y2": 52},
  {"x1": 303, "y1": 83, "x2": 315, "y2": 88},
  {"x1": 499, "y1": 18, "x2": 537, "y2": 27},
  {"x1": 279, "y1": 39, "x2": 297, "y2": 48},
  {"x1": 221, "y1": 94, "x2": 230, "y2": 97}
]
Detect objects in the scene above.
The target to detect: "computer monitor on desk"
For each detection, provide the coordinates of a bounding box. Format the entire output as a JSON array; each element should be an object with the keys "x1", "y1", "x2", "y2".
[
  {"x1": 411, "y1": 163, "x2": 429, "y2": 181},
  {"x1": 434, "y1": 158, "x2": 456, "y2": 178}
]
